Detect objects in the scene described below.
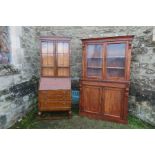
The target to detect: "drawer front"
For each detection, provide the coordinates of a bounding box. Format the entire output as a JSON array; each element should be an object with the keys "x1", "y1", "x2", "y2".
[
  {"x1": 39, "y1": 90, "x2": 71, "y2": 101},
  {"x1": 47, "y1": 90, "x2": 71, "y2": 100},
  {"x1": 40, "y1": 100, "x2": 71, "y2": 109},
  {"x1": 39, "y1": 91, "x2": 47, "y2": 100}
]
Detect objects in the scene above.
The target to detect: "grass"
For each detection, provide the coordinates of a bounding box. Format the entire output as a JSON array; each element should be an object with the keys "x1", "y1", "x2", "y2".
[{"x1": 10, "y1": 106, "x2": 154, "y2": 129}]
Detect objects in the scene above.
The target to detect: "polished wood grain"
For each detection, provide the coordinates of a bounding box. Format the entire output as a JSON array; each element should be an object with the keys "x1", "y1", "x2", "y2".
[
  {"x1": 103, "y1": 87, "x2": 124, "y2": 118},
  {"x1": 82, "y1": 86, "x2": 101, "y2": 114},
  {"x1": 40, "y1": 37, "x2": 71, "y2": 78},
  {"x1": 39, "y1": 90, "x2": 71, "y2": 111},
  {"x1": 38, "y1": 37, "x2": 71, "y2": 117},
  {"x1": 80, "y1": 36, "x2": 134, "y2": 124}
]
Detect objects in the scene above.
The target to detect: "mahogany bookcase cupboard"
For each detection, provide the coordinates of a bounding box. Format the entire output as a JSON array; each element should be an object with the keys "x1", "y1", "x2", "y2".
[
  {"x1": 80, "y1": 36, "x2": 134, "y2": 124},
  {"x1": 38, "y1": 37, "x2": 72, "y2": 117}
]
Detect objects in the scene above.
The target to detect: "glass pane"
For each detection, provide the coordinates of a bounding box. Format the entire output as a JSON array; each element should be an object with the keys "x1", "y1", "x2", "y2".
[
  {"x1": 107, "y1": 69, "x2": 124, "y2": 77},
  {"x1": 87, "y1": 58, "x2": 102, "y2": 68},
  {"x1": 48, "y1": 42, "x2": 54, "y2": 54},
  {"x1": 106, "y1": 43, "x2": 126, "y2": 78},
  {"x1": 58, "y1": 42, "x2": 69, "y2": 53},
  {"x1": 63, "y1": 53, "x2": 69, "y2": 66},
  {"x1": 41, "y1": 41, "x2": 54, "y2": 67},
  {"x1": 87, "y1": 45, "x2": 102, "y2": 58},
  {"x1": 57, "y1": 43, "x2": 63, "y2": 53},
  {"x1": 47, "y1": 42, "x2": 54, "y2": 66},
  {"x1": 107, "y1": 57, "x2": 125, "y2": 67},
  {"x1": 87, "y1": 68, "x2": 102, "y2": 77},
  {"x1": 87, "y1": 44, "x2": 102, "y2": 78},
  {"x1": 63, "y1": 43, "x2": 69, "y2": 53},
  {"x1": 42, "y1": 68, "x2": 54, "y2": 76},
  {"x1": 41, "y1": 42, "x2": 48, "y2": 53},
  {"x1": 58, "y1": 68, "x2": 69, "y2": 76},
  {"x1": 107, "y1": 43, "x2": 126, "y2": 57},
  {"x1": 58, "y1": 54, "x2": 64, "y2": 66},
  {"x1": 58, "y1": 53, "x2": 69, "y2": 67},
  {"x1": 42, "y1": 54, "x2": 48, "y2": 66},
  {"x1": 57, "y1": 42, "x2": 69, "y2": 67},
  {"x1": 47, "y1": 54, "x2": 54, "y2": 66}
]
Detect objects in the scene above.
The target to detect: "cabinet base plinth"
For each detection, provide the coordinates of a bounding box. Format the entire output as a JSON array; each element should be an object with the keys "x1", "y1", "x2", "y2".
[{"x1": 79, "y1": 111, "x2": 128, "y2": 124}]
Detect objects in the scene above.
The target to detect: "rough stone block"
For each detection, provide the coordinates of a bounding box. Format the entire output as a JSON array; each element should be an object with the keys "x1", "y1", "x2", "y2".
[
  {"x1": 153, "y1": 28, "x2": 155, "y2": 42},
  {"x1": 0, "y1": 115, "x2": 7, "y2": 128}
]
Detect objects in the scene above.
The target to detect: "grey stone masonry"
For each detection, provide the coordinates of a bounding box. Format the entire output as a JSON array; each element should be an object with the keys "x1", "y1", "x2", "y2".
[
  {"x1": 0, "y1": 27, "x2": 38, "y2": 128},
  {"x1": 0, "y1": 26, "x2": 155, "y2": 128}
]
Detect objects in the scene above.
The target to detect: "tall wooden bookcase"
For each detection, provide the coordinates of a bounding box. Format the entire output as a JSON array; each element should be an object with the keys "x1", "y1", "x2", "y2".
[
  {"x1": 80, "y1": 36, "x2": 134, "y2": 124},
  {"x1": 38, "y1": 37, "x2": 72, "y2": 117}
]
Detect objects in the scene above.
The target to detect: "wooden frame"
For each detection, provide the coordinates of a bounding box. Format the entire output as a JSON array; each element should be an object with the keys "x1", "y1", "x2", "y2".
[
  {"x1": 80, "y1": 35, "x2": 134, "y2": 124},
  {"x1": 38, "y1": 36, "x2": 72, "y2": 118},
  {"x1": 40, "y1": 37, "x2": 71, "y2": 78}
]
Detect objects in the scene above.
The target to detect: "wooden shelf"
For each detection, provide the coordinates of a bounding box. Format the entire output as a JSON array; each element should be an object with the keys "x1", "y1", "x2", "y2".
[
  {"x1": 42, "y1": 65, "x2": 54, "y2": 68},
  {"x1": 107, "y1": 67, "x2": 125, "y2": 69},
  {"x1": 87, "y1": 57, "x2": 102, "y2": 59},
  {"x1": 58, "y1": 66, "x2": 70, "y2": 68},
  {"x1": 107, "y1": 56, "x2": 125, "y2": 58},
  {"x1": 87, "y1": 66, "x2": 102, "y2": 69}
]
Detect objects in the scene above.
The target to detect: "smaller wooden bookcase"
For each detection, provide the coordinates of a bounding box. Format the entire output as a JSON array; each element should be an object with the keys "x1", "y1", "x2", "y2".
[
  {"x1": 38, "y1": 37, "x2": 72, "y2": 117},
  {"x1": 80, "y1": 36, "x2": 134, "y2": 124}
]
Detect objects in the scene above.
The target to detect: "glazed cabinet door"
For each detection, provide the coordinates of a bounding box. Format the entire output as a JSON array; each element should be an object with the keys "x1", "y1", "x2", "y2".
[
  {"x1": 102, "y1": 87, "x2": 125, "y2": 120},
  {"x1": 106, "y1": 43, "x2": 126, "y2": 80},
  {"x1": 40, "y1": 37, "x2": 71, "y2": 78},
  {"x1": 41, "y1": 41, "x2": 55, "y2": 76},
  {"x1": 81, "y1": 85, "x2": 101, "y2": 114},
  {"x1": 86, "y1": 44, "x2": 103, "y2": 79},
  {"x1": 57, "y1": 42, "x2": 70, "y2": 77}
]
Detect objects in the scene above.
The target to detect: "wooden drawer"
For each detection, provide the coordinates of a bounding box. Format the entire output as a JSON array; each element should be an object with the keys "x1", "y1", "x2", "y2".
[
  {"x1": 47, "y1": 90, "x2": 71, "y2": 100},
  {"x1": 39, "y1": 90, "x2": 71, "y2": 101},
  {"x1": 39, "y1": 89, "x2": 71, "y2": 112},
  {"x1": 39, "y1": 100, "x2": 71, "y2": 110},
  {"x1": 46, "y1": 100, "x2": 71, "y2": 106},
  {"x1": 39, "y1": 91, "x2": 46, "y2": 100}
]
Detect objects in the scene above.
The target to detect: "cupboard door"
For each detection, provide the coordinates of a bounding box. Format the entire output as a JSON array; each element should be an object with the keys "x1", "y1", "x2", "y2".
[
  {"x1": 82, "y1": 86, "x2": 101, "y2": 114},
  {"x1": 41, "y1": 41, "x2": 55, "y2": 76},
  {"x1": 86, "y1": 44, "x2": 103, "y2": 78},
  {"x1": 103, "y1": 87, "x2": 124, "y2": 119},
  {"x1": 57, "y1": 42, "x2": 70, "y2": 76},
  {"x1": 106, "y1": 43, "x2": 126, "y2": 80}
]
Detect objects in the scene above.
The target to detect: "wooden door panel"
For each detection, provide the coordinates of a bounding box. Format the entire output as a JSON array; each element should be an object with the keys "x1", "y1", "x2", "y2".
[
  {"x1": 103, "y1": 87, "x2": 124, "y2": 118},
  {"x1": 82, "y1": 86, "x2": 101, "y2": 114}
]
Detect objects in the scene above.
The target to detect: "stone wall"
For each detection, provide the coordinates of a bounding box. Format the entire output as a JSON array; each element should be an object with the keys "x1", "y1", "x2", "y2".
[
  {"x1": 0, "y1": 26, "x2": 155, "y2": 128},
  {"x1": 36, "y1": 26, "x2": 155, "y2": 125},
  {"x1": 0, "y1": 27, "x2": 39, "y2": 128}
]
